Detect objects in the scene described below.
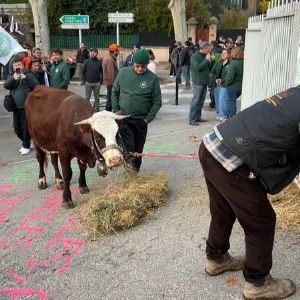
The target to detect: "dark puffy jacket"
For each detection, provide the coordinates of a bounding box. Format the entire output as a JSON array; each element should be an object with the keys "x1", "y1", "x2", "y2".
[{"x1": 217, "y1": 86, "x2": 300, "y2": 194}]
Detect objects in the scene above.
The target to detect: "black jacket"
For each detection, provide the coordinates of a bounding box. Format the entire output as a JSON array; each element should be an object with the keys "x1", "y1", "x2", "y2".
[
  {"x1": 82, "y1": 58, "x2": 103, "y2": 83},
  {"x1": 4, "y1": 72, "x2": 38, "y2": 108},
  {"x1": 76, "y1": 48, "x2": 90, "y2": 63},
  {"x1": 180, "y1": 47, "x2": 192, "y2": 66},
  {"x1": 217, "y1": 86, "x2": 300, "y2": 194},
  {"x1": 31, "y1": 70, "x2": 46, "y2": 85}
]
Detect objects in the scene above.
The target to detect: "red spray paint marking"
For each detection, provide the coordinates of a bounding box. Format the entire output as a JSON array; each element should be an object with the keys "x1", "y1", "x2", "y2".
[
  {"x1": 27, "y1": 253, "x2": 72, "y2": 274},
  {"x1": 0, "y1": 184, "x2": 14, "y2": 196},
  {"x1": 0, "y1": 192, "x2": 61, "y2": 251},
  {"x1": 0, "y1": 288, "x2": 48, "y2": 300},
  {"x1": 0, "y1": 193, "x2": 31, "y2": 223},
  {"x1": 8, "y1": 271, "x2": 28, "y2": 284},
  {"x1": 71, "y1": 186, "x2": 80, "y2": 194},
  {"x1": 7, "y1": 220, "x2": 46, "y2": 251},
  {"x1": 27, "y1": 219, "x2": 86, "y2": 273},
  {"x1": 2, "y1": 187, "x2": 86, "y2": 279}
]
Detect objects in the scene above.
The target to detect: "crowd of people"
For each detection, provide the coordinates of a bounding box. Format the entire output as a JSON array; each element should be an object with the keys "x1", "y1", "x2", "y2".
[
  {"x1": 2, "y1": 41, "x2": 161, "y2": 179},
  {"x1": 169, "y1": 35, "x2": 244, "y2": 125},
  {"x1": 1, "y1": 36, "x2": 244, "y2": 164},
  {"x1": 0, "y1": 34, "x2": 243, "y2": 166}
]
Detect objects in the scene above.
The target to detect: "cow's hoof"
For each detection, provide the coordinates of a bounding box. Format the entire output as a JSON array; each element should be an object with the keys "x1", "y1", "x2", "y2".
[
  {"x1": 62, "y1": 201, "x2": 75, "y2": 209},
  {"x1": 79, "y1": 186, "x2": 90, "y2": 194},
  {"x1": 38, "y1": 177, "x2": 47, "y2": 190},
  {"x1": 55, "y1": 178, "x2": 64, "y2": 190}
]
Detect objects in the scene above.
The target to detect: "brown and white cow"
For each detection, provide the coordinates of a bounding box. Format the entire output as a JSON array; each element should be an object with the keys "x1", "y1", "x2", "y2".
[{"x1": 25, "y1": 86, "x2": 127, "y2": 208}]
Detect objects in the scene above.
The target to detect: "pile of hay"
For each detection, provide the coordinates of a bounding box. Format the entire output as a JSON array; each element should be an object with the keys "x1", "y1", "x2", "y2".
[
  {"x1": 81, "y1": 173, "x2": 169, "y2": 237},
  {"x1": 270, "y1": 181, "x2": 300, "y2": 231}
]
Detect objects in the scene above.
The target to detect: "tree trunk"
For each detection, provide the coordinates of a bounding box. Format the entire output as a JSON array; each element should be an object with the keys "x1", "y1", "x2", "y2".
[
  {"x1": 168, "y1": 0, "x2": 187, "y2": 42},
  {"x1": 28, "y1": 0, "x2": 50, "y2": 56}
]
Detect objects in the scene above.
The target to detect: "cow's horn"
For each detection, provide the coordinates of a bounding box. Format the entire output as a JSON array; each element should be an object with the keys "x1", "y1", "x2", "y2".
[
  {"x1": 114, "y1": 114, "x2": 131, "y2": 120},
  {"x1": 74, "y1": 117, "x2": 92, "y2": 125}
]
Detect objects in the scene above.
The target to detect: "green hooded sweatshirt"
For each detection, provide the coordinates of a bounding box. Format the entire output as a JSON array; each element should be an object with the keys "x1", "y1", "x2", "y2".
[
  {"x1": 190, "y1": 51, "x2": 215, "y2": 85},
  {"x1": 224, "y1": 59, "x2": 244, "y2": 92},
  {"x1": 112, "y1": 67, "x2": 162, "y2": 123},
  {"x1": 50, "y1": 60, "x2": 70, "y2": 89}
]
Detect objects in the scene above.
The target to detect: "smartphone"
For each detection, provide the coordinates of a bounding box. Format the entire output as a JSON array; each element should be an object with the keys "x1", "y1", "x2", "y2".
[{"x1": 15, "y1": 68, "x2": 21, "y2": 74}]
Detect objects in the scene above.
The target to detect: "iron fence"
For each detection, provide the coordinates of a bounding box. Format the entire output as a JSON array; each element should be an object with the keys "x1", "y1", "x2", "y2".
[{"x1": 50, "y1": 34, "x2": 139, "y2": 49}]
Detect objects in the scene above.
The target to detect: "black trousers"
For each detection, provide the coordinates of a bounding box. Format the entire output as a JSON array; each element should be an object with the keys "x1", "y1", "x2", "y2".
[
  {"x1": 169, "y1": 63, "x2": 176, "y2": 76},
  {"x1": 120, "y1": 118, "x2": 148, "y2": 172},
  {"x1": 13, "y1": 108, "x2": 31, "y2": 149},
  {"x1": 106, "y1": 85, "x2": 112, "y2": 111},
  {"x1": 199, "y1": 142, "x2": 276, "y2": 285},
  {"x1": 208, "y1": 78, "x2": 216, "y2": 107}
]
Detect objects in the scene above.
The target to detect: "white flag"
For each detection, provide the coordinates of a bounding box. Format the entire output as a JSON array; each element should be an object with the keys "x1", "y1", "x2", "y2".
[
  {"x1": 15, "y1": 22, "x2": 24, "y2": 35},
  {"x1": 44, "y1": 72, "x2": 50, "y2": 86},
  {"x1": 0, "y1": 27, "x2": 26, "y2": 65},
  {"x1": 9, "y1": 16, "x2": 14, "y2": 33}
]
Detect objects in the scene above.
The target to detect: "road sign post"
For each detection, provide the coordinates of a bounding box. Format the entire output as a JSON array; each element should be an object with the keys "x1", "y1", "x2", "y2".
[
  {"x1": 108, "y1": 12, "x2": 134, "y2": 46},
  {"x1": 60, "y1": 14, "x2": 89, "y2": 45}
]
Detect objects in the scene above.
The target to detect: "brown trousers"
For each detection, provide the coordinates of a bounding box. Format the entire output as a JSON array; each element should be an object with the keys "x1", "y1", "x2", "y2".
[{"x1": 199, "y1": 142, "x2": 276, "y2": 285}]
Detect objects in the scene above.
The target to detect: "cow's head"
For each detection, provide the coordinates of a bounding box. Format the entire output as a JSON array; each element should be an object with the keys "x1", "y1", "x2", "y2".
[{"x1": 74, "y1": 111, "x2": 128, "y2": 168}]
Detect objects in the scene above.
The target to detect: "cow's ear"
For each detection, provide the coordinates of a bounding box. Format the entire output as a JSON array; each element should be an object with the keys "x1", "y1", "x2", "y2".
[{"x1": 77, "y1": 124, "x2": 92, "y2": 133}]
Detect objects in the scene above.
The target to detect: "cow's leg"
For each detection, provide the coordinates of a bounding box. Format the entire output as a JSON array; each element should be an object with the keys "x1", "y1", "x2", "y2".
[
  {"x1": 36, "y1": 145, "x2": 47, "y2": 189},
  {"x1": 59, "y1": 154, "x2": 74, "y2": 209},
  {"x1": 50, "y1": 153, "x2": 64, "y2": 190},
  {"x1": 77, "y1": 159, "x2": 89, "y2": 194}
]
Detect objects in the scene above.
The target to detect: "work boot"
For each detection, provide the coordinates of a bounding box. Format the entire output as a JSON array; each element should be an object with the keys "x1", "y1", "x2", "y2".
[
  {"x1": 205, "y1": 253, "x2": 245, "y2": 276},
  {"x1": 243, "y1": 275, "x2": 296, "y2": 300}
]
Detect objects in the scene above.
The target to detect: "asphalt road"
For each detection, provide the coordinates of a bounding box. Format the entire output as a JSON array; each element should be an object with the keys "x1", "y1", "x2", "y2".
[{"x1": 0, "y1": 66, "x2": 299, "y2": 300}]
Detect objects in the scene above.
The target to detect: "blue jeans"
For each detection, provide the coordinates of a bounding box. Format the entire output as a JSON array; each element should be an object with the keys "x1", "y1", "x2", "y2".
[
  {"x1": 223, "y1": 87, "x2": 239, "y2": 118},
  {"x1": 189, "y1": 84, "x2": 207, "y2": 123},
  {"x1": 218, "y1": 86, "x2": 228, "y2": 119},
  {"x1": 214, "y1": 85, "x2": 221, "y2": 116},
  {"x1": 182, "y1": 65, "x2": 190, "y2": 85}
]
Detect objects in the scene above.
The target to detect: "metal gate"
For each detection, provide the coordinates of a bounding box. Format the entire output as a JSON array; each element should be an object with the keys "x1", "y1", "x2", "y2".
[{"x1": 241, "y1": 0, "x2": 300, "y2": 109}]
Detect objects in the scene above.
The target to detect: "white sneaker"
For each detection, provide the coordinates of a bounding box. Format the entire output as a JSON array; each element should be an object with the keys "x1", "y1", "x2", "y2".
[
  {"x1": 30, "y1": 142, "x2": 35, "y2": 150},
  {"x1": 20, "y1": 147, "x2": 31, "y2": 155},
  {"x1": 19, "y1": 147, "x2": 24, "y2": 153}
]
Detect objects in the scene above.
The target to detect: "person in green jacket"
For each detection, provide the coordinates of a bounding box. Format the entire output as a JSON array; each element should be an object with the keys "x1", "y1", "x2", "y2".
[
  {"x1": 50, "y1": 49, "x2": 70, "y2": 90},
  {"x1": 211, "y1": 48, "x2": 231, "y2": 119},
  {"x1": 112, "y1": 48, "x2": 162, "y2": 172},
  {"x1": 221, "y1": 47, "x2": 244, "y2": 118},
  {"x1": 4, "y1": 56, "x2": 38, "y2": 155},
  {"x1": 189, "y1": 41, "x2": 215, "y2": 125}
]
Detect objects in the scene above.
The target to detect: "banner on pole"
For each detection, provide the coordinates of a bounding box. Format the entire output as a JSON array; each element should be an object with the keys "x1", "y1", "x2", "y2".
[{"x1": 0, "y1": 26, "x2": 26, "y2": 65}]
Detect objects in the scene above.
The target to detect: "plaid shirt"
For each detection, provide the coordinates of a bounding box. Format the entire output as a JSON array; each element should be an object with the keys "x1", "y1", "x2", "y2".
[{"x1": 203, "y1": 126, "x2": 243, "y2": 172}]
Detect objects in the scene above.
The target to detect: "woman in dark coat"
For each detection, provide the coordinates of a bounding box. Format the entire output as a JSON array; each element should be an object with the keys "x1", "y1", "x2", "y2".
[{"x1": 168, "y1": 40, "x2": 177, "y2": 77}]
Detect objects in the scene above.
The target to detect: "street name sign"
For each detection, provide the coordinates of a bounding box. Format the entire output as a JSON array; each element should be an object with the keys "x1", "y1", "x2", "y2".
[
  {"x1": 60, "y1": 15, "x2": 89, "y2": 29},
  {"x1": 108, "y1": 12, "x2": 134, "y2": 23},
  {"x1": 61, "y1": 24, "x2": 89, "y2": 29}
]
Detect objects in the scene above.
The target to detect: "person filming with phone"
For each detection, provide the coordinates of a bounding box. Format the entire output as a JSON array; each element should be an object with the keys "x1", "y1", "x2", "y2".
[{"x1": 4, "y1": 56, "x2": 38, "y2": 155}]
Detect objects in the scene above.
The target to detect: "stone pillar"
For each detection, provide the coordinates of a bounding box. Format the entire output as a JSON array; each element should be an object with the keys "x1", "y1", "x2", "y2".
[
  {"x1": 208, "y1": 16, "x2": 218, "y2": 42},
  {"x1": 187, "y1": 17, "x2": 198, "y2": 44}
]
